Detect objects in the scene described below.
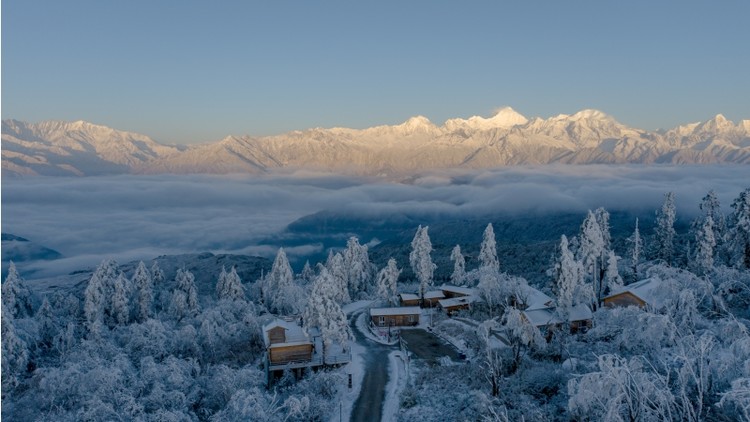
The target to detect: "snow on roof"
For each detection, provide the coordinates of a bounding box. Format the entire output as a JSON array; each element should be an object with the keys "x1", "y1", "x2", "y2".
[
  {"x1": 569, "y1": 304, "x2": 593, "y2": 322},
  {"x1": 424, "y1": 290, "x2": 445, "y2": 299},
  {"x1": 263, "y1": 318, "x2": 310, "y2": 347},
  {"x1": 519, "y1": 285, "x2": 555, "y2": 310},
  {"x1": 439, "y1": 284, "x2": 476, "y2": 296},
  {"x1": 399, "y1": 293, "x2": 420, "y2": 301},
  {"x1": 523, "y1": 308, "x2": 562, "y2": 327},
  {"x1": 605, "y1": 277, "x2": 665, "y2": 308},
  {"x1": 370, "y1": 306, "x2": 422, "y2": 316},
  {"x1": 438, "y1": 296, "x2": 481, "y2": 308}
]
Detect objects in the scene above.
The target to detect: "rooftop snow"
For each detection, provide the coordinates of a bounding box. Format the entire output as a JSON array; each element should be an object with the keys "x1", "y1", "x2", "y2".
[
  {"x1": 605, "y1": 277, "x2": 665, "y2": 308},
  {"x1": 438, "y1": 296, "x2": 481, "y2": 308},
  {"x1": 424, "y1": 291, "x2": 445, "y2": 299},
  {"x1": 439, "y1": 284, "x2": 476, "y2": 296},
  {"x1": 370, "y1": 306, "x2": 422, "y2": 316},
  {"x1": 399, "y1": 293, "x2": 420, "y2": 301},
  {"x1": 263, "y1": 318, "x2": 310, "y2": 347}
]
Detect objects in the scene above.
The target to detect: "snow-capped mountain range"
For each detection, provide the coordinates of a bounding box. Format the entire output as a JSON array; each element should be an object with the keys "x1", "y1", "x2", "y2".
[{"x1": 3, "y1": 108, "x2": 749, "y2": 177}]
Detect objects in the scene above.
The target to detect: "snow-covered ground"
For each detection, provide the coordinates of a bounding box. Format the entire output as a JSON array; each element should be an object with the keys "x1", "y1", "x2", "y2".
[
  {"x1": 331, "y1": 336, "x2": 366, "y2": 422},
  {"x1": 382, "y1": 350, "x2": 408, "y2": 422}
]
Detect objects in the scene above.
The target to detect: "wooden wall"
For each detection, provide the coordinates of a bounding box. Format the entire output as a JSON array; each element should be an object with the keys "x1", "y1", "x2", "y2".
[
  {"x1": 371, "y1": 314, "x2": 419, "y2": 327},
  {"x1": 603, "y1": 292, "x2": 645, "y2": 308},
  {"x1": 268, "y1": 326, "x2": 286, "y2": 344},
  {"x1": 269, "y1": 344, "x2": 313, "y2": 364}
]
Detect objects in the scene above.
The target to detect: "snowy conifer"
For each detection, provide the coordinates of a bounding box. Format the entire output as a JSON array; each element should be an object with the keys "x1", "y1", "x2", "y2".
[
  {"x1": 170, "y1": 268, "x2": 199, "y2": 320},
  {"x1": 218, "y1": 266, "x2": 245, "y2": 302},
  {"x1": 410, "y1": 225, "x2": 436, "y2": 300},
  {"x1": 300, "y1": 260, "x2": 315, "y2": 284},
  {"x1": 84, "y1": 259, "x2": 119, "y2": 328},
  {"x1": 699, "y1": 189, "x2": 726, "y2": 241},
  {"x1": 502, "y1": 306, "x2": 544, "y2": 371},
  {"x1": 326, "y1": 252, "x2": 351, "y2": 304},
  {"x1": 655, "y1": 192, "x2": 677, "y2": 265},
  {"x1": 594, "y1": 207, "x2": 612, "y2": 250},
  {"x1": 2, "y1": 262, "x2": 33, "y2": 317},
  {"x1": 627, "y1": 218, "x2": 643, "y2": 281},
  {"x1": 376, "y1": 258, "x2": 400, "y2": 306},
  {"x1": 604, "y1": 250, "x2": 623, "y2": 294},
  {"x1": 728, "y1": 188, "x2": 750, "y2": 269},
  {"x1": 479, "y1": 223, "x2": 500, "y2": 272},
  {"x1": 578, "y1": 211, "x2": 605, "y2": 306},
  {"x1": 150, "y1": 261, "x2": 166, "y2": 312},
  {"x1": 554, "y1": 235, "x2": 585, "y2": 320},
  {"x1": 343, "y1": 236, "x2": 373, "y2": 298},
  {"x1": 1, "y1": 306, "x2": 28, "y2": 391},
  {"x1": 132, "y1": 261, "x2": 153, "y2": 322},
  {"x1": 304, "y1": 266, "x2": 351, "y2": 351},
  {"x1": 265, "y1": 248, "x2": 296, "y2": 312},
  {"x1": 36, "y1": 296, "x2": 57, "y2": 349},
  {"x1": 112, "y1": 273, "x2": 131, "y2": 325},
  {"x1": 450, "y1": 245, "x2": 466, "y2": 286},
  {"x1": 694, "y1": 215, "x2": 716, "y2": 275}
]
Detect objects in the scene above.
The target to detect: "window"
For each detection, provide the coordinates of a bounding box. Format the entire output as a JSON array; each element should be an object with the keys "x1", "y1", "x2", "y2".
[
  {"x1": 408, "y1": 315, "x2": 414, "y2": 323},
  {"x1": 378, "y1": 316, "x2": 385, "y2": 326}
]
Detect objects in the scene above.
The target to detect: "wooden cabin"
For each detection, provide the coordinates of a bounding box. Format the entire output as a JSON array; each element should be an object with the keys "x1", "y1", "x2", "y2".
[
  {"x1": 370, "y1": 306, "x2": 421, "y2": 327},
  {"x1": 263, "y1": 319, "x2": 315, "y2": 367},
  {"x1": 438, "y1": 295, "x2": 480, "y2": 315},
  {"x1": 399, "y1": 293, "x2": 420, "y2": 307},
  {"x1": 603, "y1": 278, "x2": 664, "y2": 310},
  {"x1": 423, "y1": 290, "x2": 445, "y2": 307},
  {"x1": 521, "y1": 304, "x2": 593, "y2": 338}
]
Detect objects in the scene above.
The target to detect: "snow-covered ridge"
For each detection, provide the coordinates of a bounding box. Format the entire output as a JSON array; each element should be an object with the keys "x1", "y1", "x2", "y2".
[{"x1": 3, "y1": 108, "x2": 749, "y2": 177}]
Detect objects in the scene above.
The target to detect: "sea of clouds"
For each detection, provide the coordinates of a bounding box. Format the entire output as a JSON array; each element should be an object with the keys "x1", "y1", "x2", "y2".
[{"x1": 3, "y1": 165, "x2": 749, "y2": 278}]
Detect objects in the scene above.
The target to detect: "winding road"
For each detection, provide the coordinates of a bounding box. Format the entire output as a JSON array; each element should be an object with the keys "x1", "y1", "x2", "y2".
[{"x1": 349, "y1": 313, "x2": 394, "y2": 422}]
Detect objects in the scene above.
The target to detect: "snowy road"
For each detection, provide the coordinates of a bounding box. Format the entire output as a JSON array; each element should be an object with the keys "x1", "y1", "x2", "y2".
[{"x1": 349, "y1": 313, "x2": 395, "y2": 422}]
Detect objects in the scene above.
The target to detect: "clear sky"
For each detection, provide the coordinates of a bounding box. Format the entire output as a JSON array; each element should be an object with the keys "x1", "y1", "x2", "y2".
[{"x1": 2, "y1": 0, "x2": 749, "y2": 144}]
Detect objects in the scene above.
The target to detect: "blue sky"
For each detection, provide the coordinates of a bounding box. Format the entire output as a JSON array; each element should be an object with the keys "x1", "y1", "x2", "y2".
[{"x1": 2, "y1": 0, "x2": 749, "y2": 144}]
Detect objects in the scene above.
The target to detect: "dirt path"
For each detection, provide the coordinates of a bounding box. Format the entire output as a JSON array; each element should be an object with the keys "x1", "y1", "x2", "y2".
[{"x1": 350, "y1": 313, "x2": 394, "y2": 422}]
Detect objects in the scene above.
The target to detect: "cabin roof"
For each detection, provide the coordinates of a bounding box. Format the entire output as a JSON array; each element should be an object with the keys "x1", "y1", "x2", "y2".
[
  {"x1": 439, "y1": 284, "x2": 476, "y2": 296},
  {"x1": 605, "y1": 277, "x2": 665, "y2": 308},
  {"x1": 262, "y1": 318, "x2": 310, "y2": 347},
  {"x1": 424, "y1": 290, "x2": 445, "y2": 300},
  {"x1": 519, "y1": 285, "x2": 555, "y2": 310},
  {"x1": 370, "y1": 306, "x2": 422, "y2": 316},
  {"x1": 522, "y1": 303, "x2": 592, "y2": 327},
  {"x1": 399, "y1": 293, "x2": 420, "y2": 301},
  {"x1": 438, "y1": 295, "x2": 481, "y2": 308}
]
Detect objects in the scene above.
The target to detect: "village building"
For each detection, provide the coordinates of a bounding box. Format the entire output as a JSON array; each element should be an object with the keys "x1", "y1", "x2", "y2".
[
  {"x1": 439, "y1": 284, "x2": 476, "y2": 298},
  {"x1": 423, "y1": 290, "x2": 445, "y2": 307},
  {"x1": 521, "y1": 303, "x2": 593, "y2": 337},
  {"x1": 603, "y1": 277, "x2": 666, "y2": 310},
  {"x1": 399, "y1": 293, "x2": 420, "y2": 307},
  {"x1": 438, "y1": 295, "x2": 481, "y2": 315},
  {"x1": 370, "y1": 306, "x2": 421, "y2": 327}
]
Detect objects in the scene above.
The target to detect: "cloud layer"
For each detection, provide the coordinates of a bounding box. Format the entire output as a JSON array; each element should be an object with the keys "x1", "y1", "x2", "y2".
[{"x1": 3, "y1": 165, "x2": 749, "y2": 278}]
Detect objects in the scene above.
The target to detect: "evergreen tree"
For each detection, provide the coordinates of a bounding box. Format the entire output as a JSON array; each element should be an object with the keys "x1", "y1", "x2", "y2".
[
  {"x1": 170, "y1": 268, "x2": 199, "y2": 321},
  {"x1": 303, "y1": 266, "x2": 351, "y2": 352},
  {"x1": 36, "y1": 296, "x2": 57, "y2": 350},
  {"x1": 343, "y1": 236, "x2": 372, "y2": 298},
  {"x1": 376, "y1": 258, "x2": 401, "y2": 306},
  {"x1": 479, "y1": 223, "x2": 500, "y2": 272},
  {"x1": 266, "y1": 248, "x2": 295, "y2": 312},
  {"x1": 1, "y1": 306, "x2": 28, "y2": 392},
  {"x1": 595, "y1": 207, "x2": 612, "y2": 250},
  {"x1": 627, "y1": 218, "x2": 643, "y2": 281},
  {"x1": 554, "y1": 235, "x2": 586, "y2": 321},
  {"x1": 728, "y1": 188, "x2": 750, "y2": 269},
  {"x1": 410, "y1": 225, "x2": 436, "y2": 300},
  {"x1": 150, "y1": 261, "x2": 166, "y2": 312},
  {"x1": 2, "y1": 262, "x2": 33, "y2": 318},
  {"x1": 84, "y1": 259, "x2": 119, "y2": 329},
  {"x1": 694, "y1": 216, "x2": 717, "y2": 275},
  {"x1": 655, "y1": 192, "x2": 677, "y2": 265},
  {"x1": 112, "y1": 273, "x2": 131, "y2": 325},
  {"x1": 699, "y1": 189, "x2": 726, "y2": 243},
  {"x1": 300, "y1": 260, "x2": 315, "y2": 284},
  {"x1": 604, "y1": 250, "x2": 624, "y2": 294},
  {"x1": 217, "y1": 266, "x2": 245, "y2": 302},
  {"x1": 578, "y1": 211, "x2": 605, "y2": 307},
  {"x1": 326, "y1": 252, "x2": 351, "y2": 305},
  {"x1": 450, "y1": 245, "x2": 466, "y2": 286},
  {"x1": 132, "y1": 261, "x2": 153, "y2": 322}
]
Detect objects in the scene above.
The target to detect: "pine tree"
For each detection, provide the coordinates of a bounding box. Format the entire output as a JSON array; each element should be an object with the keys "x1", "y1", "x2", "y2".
[
  {"x1": 699, "y1": 189, "x2": 726, "y2": 242},
  {"x1": 84, "y1": 259, "x2": 119, "y2": 329},
  {"x1": 450, "y1": 245, "x2": 466, "y2": 286},
  {"x1": 410, "y1": 225, "x2": 437, "y2": 300},
  {"x1": 132, "y1": 261, "x2": 153, "y2": 322},
  {"x1": 554, "y1": 235, "x2": 586, "y2": 321},
  {"x1": 343, "y1": 236, "x2": 372, "y2": 298},
  {"x1": 693, "y1": 216, "x2": 716, "y2": 275},
  {"x1": 479, "y1": 223, "x2": 500, "y2": 272},
  {"x1": 627, "y1": 218, "x2": 643, "y2": 281},
  {"x1": 112, "y1": 273, "x2": 131, "y2": 325},
  {"x1": 326, "y1": 252, "x2": 351, "y2": 304},
  {"x1": 1, "y1": 306, "x2": 28, "y2": 391},
  {"x1": 604, "y1": 250, "x2": 623, "y2": 294},
  {"x1": 304, "y1": 266, "x2": 351, "y2": 352},
  {"x1": 170, "y1": 268, "x2": 199, "y2": 320},
  {"x1": 728, "y1": 188, "x2": 750, "y2": 269},
  {"x1": 218, "y1": 266, "x2": 245, "y2": 302},
  {"x1": 266, "y1": 248, "x2": 295, "y2": 312},
  {"x1": 36, "y1": 297, "x2": 57, "y2": 349},
  {"x1": 151, "y1": 261, "x2": 166, "y2": 312},
  {"x1": 655, "y1": 192, "x2": 677, "y2": 265},
  {"x1": 376, "y1": 258, "x2": 401, "y2": 306},
  {"x1": 300, "y1": 260, "x2": 315, "y2": 284},
  {"x1": 578, "y1": 211, "x2": 605, "y2": 307},
  {"x1": 2, "y1": 262, "x2": 33, "y2": 318},
  {"x1": 595, "y1": 207, "x2": 612, "y2": 250}
]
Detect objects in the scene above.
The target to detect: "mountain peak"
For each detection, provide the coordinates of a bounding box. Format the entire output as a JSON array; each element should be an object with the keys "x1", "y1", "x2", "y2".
[
  {"x1": 570, "y1": 109, "x2": 611, "y2": 121},
  {"x1": 487, "y1": 106, "x2": 528, "y2": 127},
  {"x1": 398, "y1": 115, "x2": 436, "y2": 132}
]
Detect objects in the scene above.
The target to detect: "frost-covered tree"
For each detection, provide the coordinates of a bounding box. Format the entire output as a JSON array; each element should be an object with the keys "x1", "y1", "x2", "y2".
[
  {"x1": 376, "y1": 258, "x2": 400, "y2": 306},
  {"x1": 697, "y1": 190, "x2": 726, "y2": 252},
  {"x1": 479, "y1": 223, "x2": 500, "y2": 272},
  {"x1": 170, "y1": 268, "x2": 199, "y2": 321},
  {"x1": 410, "y1": 225, "x2": 436, "y2": 300},
  {"x1": 604, "y1": 250, "x2": 623, "y2": 295},
  {"x1": 502, "y1": 306, "x2": 544, "y2": 372},
  {"x1": 627, "y1": 218, "x2": 643, "y2": 281},
  {"x1": 112, "y1": 273, "x2": 131, "y2": 325},
  {"x1": 1, "y1": 306, "x2": 28, "y2": 392},
  {"x1": 300, "y1": 260, "x2": 315, "y2": 284},
  {"x1": 553, "y1": 235, "x2": 586, "y2": 321},
  {"x1": 84, "y1": 259, "x2": 119, "y2": 329},
  {"x1": 36, "y1": 296, "x2": 57, "y2": 349},
  {"x1": 477, "y1": 319, "x2": 503, "y2": 397},
  {"x1": 132, "y1": 261, "x2": 153, "y2": 322},
  {"x1": 728, "y1": 188, "x2": 750, "y2": 269},
  {"x1": 343, "y1": 236, "x2": 373, "y2": 298},
  {"x1": 265, "y1": 248, "x2": 297, "y2": 312},
  {"x1": 595, "y1": 207, "x2": 612, "y2": 250},
  {"x1": 304, "y1": 266, "x2": 351, "y2": 352},
  {"x1": 655, "y1": 192, "x2": 677, "y2": 265},
  {"x1": 693, "y1": 216, "x2": 716, "y2": 275},
  {"x1": 217, "y1": 266, "x2": 245, "y2": 302},
  {"x1": 326, "y1": 252, "x2": 351, "y2": 305},
  {"x1": 150, "y1": 261, "x2": 166, "y2": 312},
  {"x1": 450, "y1": 245, "x2": 466, "y2": 286},
  {"x1": 2, "y1": 262, "x2": 33, "y2": 317},
  {"x1": 578, "y1": 211, "x2": 605, "y2": 307}
]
